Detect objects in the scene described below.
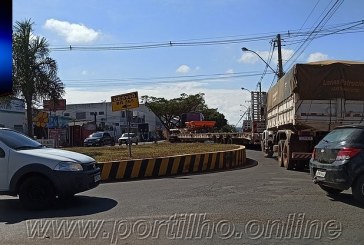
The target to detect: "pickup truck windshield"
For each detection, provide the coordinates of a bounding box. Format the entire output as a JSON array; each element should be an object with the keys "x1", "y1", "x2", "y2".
[{"x1": 0, "y1": 129, "x2": 43, "y2": 150}]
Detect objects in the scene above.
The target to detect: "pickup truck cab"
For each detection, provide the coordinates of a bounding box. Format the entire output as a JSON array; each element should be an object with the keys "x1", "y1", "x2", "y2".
[{"x1": 0, "y1": 128, "x2": 101, "y2": 210}]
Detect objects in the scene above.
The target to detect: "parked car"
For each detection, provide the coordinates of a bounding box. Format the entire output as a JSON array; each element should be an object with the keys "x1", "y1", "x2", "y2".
[
  {"x1": 84, "y1": 131, "x2": 115, "y2": 146},
  {"x1": 0, "y1": 128, "x2": 101, "y2": 210},
  {"x1": 118, "y1": 133, "x2": 138, "y2": 145},
  {"x1": 310, "y1": 124, "x2": 364, "y2": 204}
]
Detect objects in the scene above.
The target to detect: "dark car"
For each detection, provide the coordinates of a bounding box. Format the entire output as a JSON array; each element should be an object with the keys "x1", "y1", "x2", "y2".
[
  {"x1": 84, "y1": 132, "x2": 115, "y2": 147},
  {"x1": 310, "y1": 124, "x2": 364, "y2": 204}
]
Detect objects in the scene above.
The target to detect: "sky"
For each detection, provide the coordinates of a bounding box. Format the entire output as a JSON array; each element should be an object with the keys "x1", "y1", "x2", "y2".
[{"x1": 12, "y1": 0, "x2": 364, "y2": 126}]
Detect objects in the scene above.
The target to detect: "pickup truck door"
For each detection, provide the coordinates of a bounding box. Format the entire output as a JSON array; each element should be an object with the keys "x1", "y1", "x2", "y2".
[{"x1": 0, "y1": 143, "x2": 9, "y2": 191}]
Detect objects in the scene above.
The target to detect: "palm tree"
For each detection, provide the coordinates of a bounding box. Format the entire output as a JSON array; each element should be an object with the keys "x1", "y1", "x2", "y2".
[{"x1": 12, "y1": 19, "x2": 64, "y2": 137}]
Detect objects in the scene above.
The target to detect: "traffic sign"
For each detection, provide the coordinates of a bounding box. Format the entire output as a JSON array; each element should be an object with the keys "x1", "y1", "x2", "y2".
[{"x1": 111, "y1": 91, "x2": 139, "y2": 111}]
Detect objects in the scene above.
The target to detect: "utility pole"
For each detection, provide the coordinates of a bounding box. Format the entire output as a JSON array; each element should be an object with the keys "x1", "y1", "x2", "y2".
[{"x1": 276, "y1": 34, "x2": 284, "y2": 79}]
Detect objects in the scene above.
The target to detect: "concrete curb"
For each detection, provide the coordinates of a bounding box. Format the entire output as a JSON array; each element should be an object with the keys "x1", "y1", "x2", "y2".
[{"x1": 96, "y1": 146, "x2": 246, "y2": 182}]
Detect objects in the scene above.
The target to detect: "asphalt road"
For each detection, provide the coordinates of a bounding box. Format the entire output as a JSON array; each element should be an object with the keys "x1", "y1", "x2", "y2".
[{"x1": 0, "y1": 149, "x2": 363, "y2": 245}]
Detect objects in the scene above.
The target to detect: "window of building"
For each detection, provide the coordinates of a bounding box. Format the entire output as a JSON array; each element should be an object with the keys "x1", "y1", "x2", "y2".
[
  {"x1": 64, "y1": 113, "x2": 70, "y2": 117},
  {"x1": 76, "y1": 112, "x2": 86, "y2": 120},
  {"x1": 99, "y1": 111, "x2": 104, "y2": 115},
  {"x1": 13, "y1": 125, "x2": 23, "y2": 132}
]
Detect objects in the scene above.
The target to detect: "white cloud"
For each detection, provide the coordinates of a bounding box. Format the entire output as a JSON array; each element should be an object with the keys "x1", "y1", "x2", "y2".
[
  {"x1": 176, "y1": 65, "x2": 191, "y2": 73},
  {"x1": 239, "y1": 52, "x2": 259, "y2": 64},
  {"x1": 307, "y1": 52, "x2": 329, "y2": 63},
  {"x1": 44, "y1": 19, "x2": 100, "y2": 44},
  {"x1": 226, "y1": 69, "x2": 234, "y2": 74}
]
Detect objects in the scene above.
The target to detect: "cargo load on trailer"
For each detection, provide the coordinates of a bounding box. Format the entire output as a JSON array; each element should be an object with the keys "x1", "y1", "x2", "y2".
[{"x1": 260, "y1": 60, "x2": 364, "y2": 170}]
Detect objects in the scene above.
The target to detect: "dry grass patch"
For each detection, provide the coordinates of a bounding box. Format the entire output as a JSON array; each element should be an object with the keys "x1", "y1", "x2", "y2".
[{"x1": 65, "y1": 142, "x2": 240, "y2": 162}]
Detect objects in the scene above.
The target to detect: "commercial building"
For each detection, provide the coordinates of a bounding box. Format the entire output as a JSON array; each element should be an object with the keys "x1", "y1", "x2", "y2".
[
  {"x1": 51, "y1": 102, "x2": 162, "y2": 146},
  {"x1": 0, "y1": 98, "x2": 26, "y2": 132}
]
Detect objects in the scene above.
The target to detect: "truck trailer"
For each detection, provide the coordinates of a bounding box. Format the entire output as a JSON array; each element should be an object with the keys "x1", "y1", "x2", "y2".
[{"x1": 260, "y1": 60, "x2": 364, "y2": 170}]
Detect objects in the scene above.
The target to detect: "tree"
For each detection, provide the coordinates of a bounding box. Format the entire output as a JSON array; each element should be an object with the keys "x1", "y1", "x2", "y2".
[
  {"x1": 200, "y1": 108, "x2": 228, "y2": 129},
  {"x1": 12, "y1": 19, "x2": 64, "y2": 136},
  {"x1": 141, "y1": 93, "x2": 206, "y2": 131},
  {"x1": 220, "y1": 124, "x2": 237, "y2": 132}
]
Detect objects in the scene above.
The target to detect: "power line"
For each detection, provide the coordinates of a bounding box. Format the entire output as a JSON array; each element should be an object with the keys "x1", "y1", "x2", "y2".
[
  {"x1": 49, "y1": 19, "x2": 363, "y2": 52},
  {"x1": 63, "y1": 71, "x2": 275, "y2": 88},
  {"x1": 285, "y1": 0, "x2": 345, "y2": 69}
]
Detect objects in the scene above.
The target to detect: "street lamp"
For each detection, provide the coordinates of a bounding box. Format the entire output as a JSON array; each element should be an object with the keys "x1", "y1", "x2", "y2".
[
  {"x1": 241, "y1": 87, "x2": 251, "y2": 93},
  {"x1": 241, "y1": 47, "x2": 279, "y2": 78},
  {"x1": 241, "y1": 47, "x2": 273, "y2": 122}
]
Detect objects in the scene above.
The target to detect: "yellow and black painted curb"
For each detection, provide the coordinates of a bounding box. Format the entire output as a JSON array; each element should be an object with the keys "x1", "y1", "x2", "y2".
[{"x1": 96, "y1": 146, "x2": 246, "y2": 182}]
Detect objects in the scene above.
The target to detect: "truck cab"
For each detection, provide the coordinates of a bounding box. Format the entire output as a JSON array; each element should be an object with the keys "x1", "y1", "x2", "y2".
[{"x1": 260, "y1": 130, "x2": 274, "y2": 157}]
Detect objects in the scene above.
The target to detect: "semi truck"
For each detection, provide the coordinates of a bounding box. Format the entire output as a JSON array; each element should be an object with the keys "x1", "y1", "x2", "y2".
[{"x1": 260, "y1": 60, "x2": 364, "y2": 170}]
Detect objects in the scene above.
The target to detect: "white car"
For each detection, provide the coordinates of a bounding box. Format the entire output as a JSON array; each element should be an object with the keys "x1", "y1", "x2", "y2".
[
  {"x1": 118, "y1": 133, "x2": 139, "y2": 145},
  {"x1": 0, "y1": 128, "x2": 101, "y2": 210}
]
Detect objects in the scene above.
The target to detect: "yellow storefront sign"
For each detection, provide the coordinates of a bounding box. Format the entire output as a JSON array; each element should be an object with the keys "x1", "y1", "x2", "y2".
[{"x1": 111, "y1": 91, "x2": 139, "y2": 111}]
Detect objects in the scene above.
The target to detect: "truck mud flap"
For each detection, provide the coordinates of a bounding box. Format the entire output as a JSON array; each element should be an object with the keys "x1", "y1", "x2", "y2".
[{"x1": 291, "y1": 152, "x2": 312, "y2": 160}]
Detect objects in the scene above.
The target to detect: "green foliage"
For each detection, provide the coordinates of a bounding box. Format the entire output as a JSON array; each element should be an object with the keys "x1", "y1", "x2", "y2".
[
  {"x1": 12, "y1": 19, "x2": 64, "y2": 136},
  {"x1": 200, "y1": 108, "x2": 227, "y2": 129},
  {"x1": 220, "y1": 124, "x2": 237, "y2": 132},
  {"x1": 141, "y1": 93, "x2": 206, "y2": 130},
  {"x1": 142, "y1": 93, "x2": 229, "y2": 131}
]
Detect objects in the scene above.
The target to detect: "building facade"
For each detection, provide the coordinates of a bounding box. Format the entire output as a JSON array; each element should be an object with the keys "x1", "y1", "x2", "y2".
[
  {"x1": 0, "y1": 98, "x2": 26, "y2": 132},
  {"x1": 54, "y1": 102, "x2": 161, "y2": 141}
]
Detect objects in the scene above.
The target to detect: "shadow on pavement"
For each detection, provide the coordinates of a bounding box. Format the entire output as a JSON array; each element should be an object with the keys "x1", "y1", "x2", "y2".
[
  {"x1": 326, "y1": 192, "x2": 364, "y2": 209},
  {"x1": 0, "y1": 195, "x2": 118, "y2": 224}
]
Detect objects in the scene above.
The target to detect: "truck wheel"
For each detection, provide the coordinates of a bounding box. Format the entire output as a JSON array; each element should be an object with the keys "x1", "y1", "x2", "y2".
[
  {"x1": 19, "y1": 176, "x2": 55, "y2": 210},
  {"x1": 352, "y1": 175, "x2": 364, "y2": 204},
  {"x1": 319, "y1": 184, "x2": 343, "y2": 195},
  {"x1": 267, "y1": 151, "x2": 273, "y2": 158},
  {"x1": 277, "y1": 140, "x2": 284, "y2": 167},
  {"x1": 283, "y1": 141, "x2": 293, "y2": 170}
]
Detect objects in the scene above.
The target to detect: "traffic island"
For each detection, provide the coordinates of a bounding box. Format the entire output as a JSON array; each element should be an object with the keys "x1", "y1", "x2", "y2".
[{"x1": 96, "y1": 145, "x2": 247, "y2": 182}]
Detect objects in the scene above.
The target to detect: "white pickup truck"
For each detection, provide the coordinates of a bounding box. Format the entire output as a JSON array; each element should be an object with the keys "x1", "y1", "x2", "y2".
[{"x1": 0, "y1": 128, "x2": 101, "y2": 210}]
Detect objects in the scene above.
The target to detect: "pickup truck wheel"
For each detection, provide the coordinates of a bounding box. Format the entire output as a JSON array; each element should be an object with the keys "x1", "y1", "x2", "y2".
[
  {"x1": 318, "y1": 184, "x2": 343, "y2": 195},
  {"x1": 352, "y1": 175, "x2": 364, "y2": 204},
  {"x1": 283, "y1": 141, "x2": 293, "y2": 170},
  {"x1": 58, "y1": 193, "x2": 75, "y2": 200},
  {"x1": 19, "y1": 176, "x2": 55, "y2": 210}
]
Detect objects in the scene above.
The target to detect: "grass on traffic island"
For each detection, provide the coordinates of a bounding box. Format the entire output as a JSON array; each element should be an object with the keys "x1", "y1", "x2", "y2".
[{"x1": 65, "y1": 142, "x2": 240, "y2": 162}]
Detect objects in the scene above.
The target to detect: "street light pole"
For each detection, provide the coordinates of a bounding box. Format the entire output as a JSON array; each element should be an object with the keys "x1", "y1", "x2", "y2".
[
  {"x1": 241, "y1": 47, "x2": 279, "y2": 78},
  {"x1": 241, "y1": 87, "x2": 251, "y2": 93},
  {"x1": 241, "y1": 48, "x2": 275, "y2": 122}
]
